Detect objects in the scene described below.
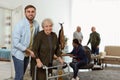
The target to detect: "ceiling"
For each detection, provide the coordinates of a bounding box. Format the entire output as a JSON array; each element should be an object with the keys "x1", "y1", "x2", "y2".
[{"x1": 0, "y1": 0, "x2": 22, "y2": 9}]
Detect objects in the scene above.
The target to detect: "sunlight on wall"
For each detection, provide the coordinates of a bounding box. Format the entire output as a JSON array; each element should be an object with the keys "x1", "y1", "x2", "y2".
[{"x1": 71, "y1": 0, "x2": 120, "y2": 51}]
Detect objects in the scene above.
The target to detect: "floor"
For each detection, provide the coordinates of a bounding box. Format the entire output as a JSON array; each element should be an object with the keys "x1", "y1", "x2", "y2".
[
  {"x1": 0, "y1": 61, "x2": 12, "y2": 80},
  {"x1": 0, "y1": 59, "x2": 120, "y2": 80},
  {"x1": 0, "y1": 56, "x2": 72, "y2": 80}
]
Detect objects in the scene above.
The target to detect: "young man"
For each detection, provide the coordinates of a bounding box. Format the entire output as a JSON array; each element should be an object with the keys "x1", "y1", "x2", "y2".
[
  {"x1": 11, "y1": 5, "x2": 39, "y2": 80},
  {"x1": 62, "y1": 39, "x2": 88, "y2": 80},
  {"x1": 70, "y1": 39, "x2": 88, "y2": 80}
]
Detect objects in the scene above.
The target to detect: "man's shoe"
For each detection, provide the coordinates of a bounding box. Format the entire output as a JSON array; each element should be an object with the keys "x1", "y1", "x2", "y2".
[
  {"x1": 71, "y1": 78, "x2": 76, "y2": 80},
  {"x1": 76, "y1": 76, "x2": 80, "y2": 80}
]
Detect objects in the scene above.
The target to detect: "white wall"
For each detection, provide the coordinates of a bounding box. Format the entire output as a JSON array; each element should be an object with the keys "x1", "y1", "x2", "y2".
[
  {"x1": 0, "y1": 9, "x2": 5, "y2": 46},
  {"x1": 23, "y1": 0, "x2": 72, "y2": 51},
  {"x1": 0, "y1": 0, "x2": 22, "y2": 9},
  {"x1": 12, "y1": 6, "x2": 23, "y2": 28},
  {"x1": 72, "y1": 0, "x2": 120, "y2": 51},
  {"x1": 0, "y1": 8, "x2": 12, "y2": 48},
  {"x1": 3, "y1": 0, "x2": 120, "y2": 52},
  {"x1": 23, "y1": 0, "x2": 71, "y2": 34},
  {"x1": 0, "y1": 0, "x2": 72, "y2": 51}
]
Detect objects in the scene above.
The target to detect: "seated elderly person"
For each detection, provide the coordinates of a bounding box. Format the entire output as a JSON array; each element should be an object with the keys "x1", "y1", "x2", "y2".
[{"x1": 62, "y1": 39, "x2": 88, "y2": 80}]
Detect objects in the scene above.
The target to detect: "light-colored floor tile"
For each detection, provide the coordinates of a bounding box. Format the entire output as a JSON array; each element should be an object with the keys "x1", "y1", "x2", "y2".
[{"x1": 0, "y1": 61, "x2": 14, "y2": 80}]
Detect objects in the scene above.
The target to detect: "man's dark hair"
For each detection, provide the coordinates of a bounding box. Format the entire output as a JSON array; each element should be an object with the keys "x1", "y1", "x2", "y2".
[
  {"x1": 73, "y1": 39, "x2": 80, "y2": 45},
  {"x1": 24, "y1": 5, "x2": 36, "y2": 12}
]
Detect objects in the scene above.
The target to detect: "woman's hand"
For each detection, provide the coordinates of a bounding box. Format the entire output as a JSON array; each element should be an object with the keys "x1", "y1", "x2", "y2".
[
  {"x1": 61, "y1": 53, "x2": 67, "y2": 56},
  {"x1": 36, "y1": 59, "x2": 43, "y2": 68},
  {"x1": 69, "y1": 54, "x2": 74, "y2": 57},
  {"x1": 58, "y1": 57, "x2": 64, "y2": 65},
  {"x1": 54, "y1": 55, "x2": 58, "y2": 60}
]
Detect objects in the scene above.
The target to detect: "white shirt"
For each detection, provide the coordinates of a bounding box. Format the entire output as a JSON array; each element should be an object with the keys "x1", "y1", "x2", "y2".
[{"x1": 73, "y1": 31, "x2": 83, "y2": 43}]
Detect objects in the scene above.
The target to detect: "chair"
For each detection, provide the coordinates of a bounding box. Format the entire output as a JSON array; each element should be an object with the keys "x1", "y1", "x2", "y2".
[
  {"x1": 70, "y1": 46, "x2": 94, "y2": 70},
  {"x1": 78, "y1": 46, "x2": 94, "y2": 70}
]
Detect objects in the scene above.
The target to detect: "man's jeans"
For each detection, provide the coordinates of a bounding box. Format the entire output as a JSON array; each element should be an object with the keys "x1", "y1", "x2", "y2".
[
  {"x1": 70, "y1": 60, "x2": 86, "y2": 78},
  {"x1": 91, "y1": 46, "x2": 99, "y2": 55},
  {"x1": 12, "y1": 56, "x2": 24, "y2": 80},
  {"x1": 24, "y1": 56, "x2": 29, "y2": 74}
]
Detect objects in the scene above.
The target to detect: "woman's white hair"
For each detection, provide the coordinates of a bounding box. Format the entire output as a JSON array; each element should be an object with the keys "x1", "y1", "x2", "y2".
[{"x1": 41, "y1": 18, "x2": 53, "y2": 27}]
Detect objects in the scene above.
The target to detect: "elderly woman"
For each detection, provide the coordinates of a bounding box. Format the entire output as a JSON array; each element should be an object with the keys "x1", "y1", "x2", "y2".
[{"x1": 32, "y1": 18, "x2": 64, "y2": 80}]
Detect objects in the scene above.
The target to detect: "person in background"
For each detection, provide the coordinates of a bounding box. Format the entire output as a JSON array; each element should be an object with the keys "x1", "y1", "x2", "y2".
[
  {"x1": 87, "y1": 26, "x2": 101, "y2": 55},
  {"x1": 62, "y1": 39, "x2": 88, "y2": 80},
  {"x1": 73, "y1": 26, "x2": 83, "y2": 43},
  {"x1": 11, "y1": 5, "x2": 39, "y2": 80},
  {"x1": 32, "y1": 18, "x2": 64, "y2": 80}
]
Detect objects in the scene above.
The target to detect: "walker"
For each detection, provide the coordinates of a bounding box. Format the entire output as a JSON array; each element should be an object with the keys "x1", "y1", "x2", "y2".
[{"x1": 34, "y1": 63, "x2": 70, "y2": 80}]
